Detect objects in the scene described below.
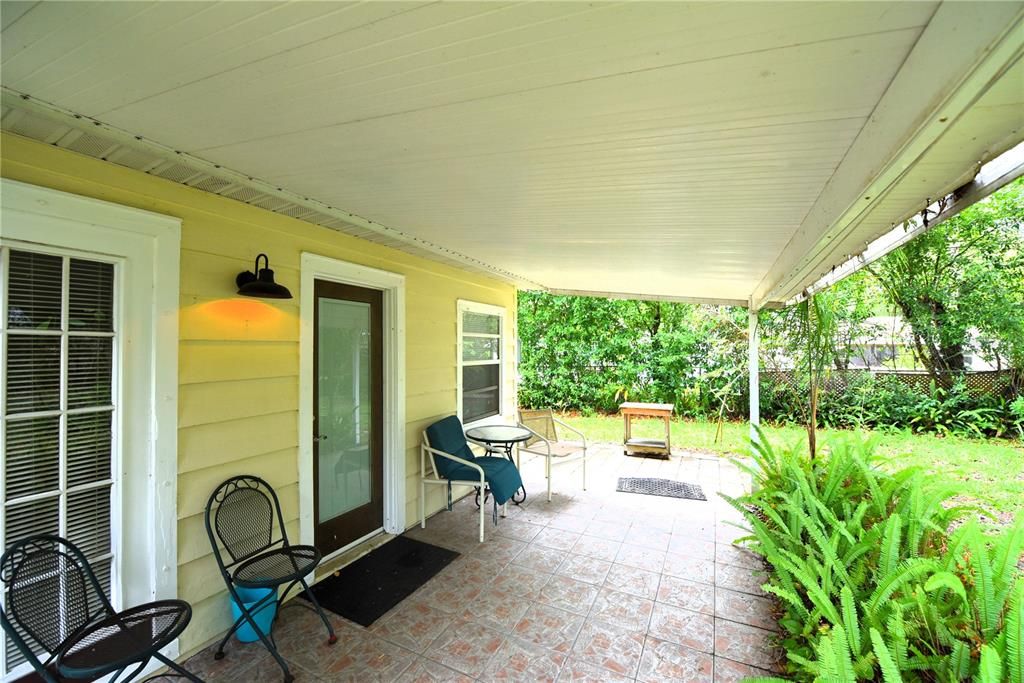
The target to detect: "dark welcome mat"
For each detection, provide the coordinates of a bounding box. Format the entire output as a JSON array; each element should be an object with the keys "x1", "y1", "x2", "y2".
[
  {"x1": 616, "y1": 477, "x2": 707, "y2": 501},
  {"x1": 302, "y1": 536, "x2": 458, "y2": 627}
]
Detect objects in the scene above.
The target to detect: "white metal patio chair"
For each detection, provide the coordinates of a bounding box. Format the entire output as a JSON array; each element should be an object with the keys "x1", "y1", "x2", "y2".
[
  {"x1": 517, "y1": 408, "x2": 588, "y2": 502},
  {"x1": 420, "y1": 415, "x2": 523, "y2": 542}
]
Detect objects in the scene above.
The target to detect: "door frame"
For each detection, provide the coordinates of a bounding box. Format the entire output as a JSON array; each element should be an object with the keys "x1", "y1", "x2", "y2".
[{"x1": 298, "y1": 253, "x2": 405, "y2": 562}]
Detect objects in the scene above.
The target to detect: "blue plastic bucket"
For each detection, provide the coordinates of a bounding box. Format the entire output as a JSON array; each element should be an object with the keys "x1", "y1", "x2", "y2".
[{"x1": 230, "y1": 587, "x2": 277, "y2": 643}]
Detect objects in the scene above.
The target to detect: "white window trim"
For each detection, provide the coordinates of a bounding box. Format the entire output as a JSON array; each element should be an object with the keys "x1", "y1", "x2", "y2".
[
  {"x1": 298, "y1": 253, "x2": 406, "y2": 562},
  {"x1": 457, "y1": 299, "x2": 509, "y2": 428},
  {"x1": 0, "y1": 179, "x2": 180, "y2": 680}
]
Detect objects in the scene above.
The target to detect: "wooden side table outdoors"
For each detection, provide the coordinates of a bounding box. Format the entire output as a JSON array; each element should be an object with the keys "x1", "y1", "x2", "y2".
[{"x1": 620, "y1": 402, "x2": 673, "y2": 458}]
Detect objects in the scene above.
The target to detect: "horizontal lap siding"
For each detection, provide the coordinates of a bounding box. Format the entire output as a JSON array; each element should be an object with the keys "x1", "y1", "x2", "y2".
[{"x1": 0, "y1": 133, "x2": 517, "y2": 656}]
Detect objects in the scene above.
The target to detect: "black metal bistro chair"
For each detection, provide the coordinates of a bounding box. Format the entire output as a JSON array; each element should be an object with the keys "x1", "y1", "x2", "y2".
[
  {"x1": 0, "y1": 535, "x2": 202, "y2": 683},
  {"x1": 204, "y1": 475, "x2": 336, "y2": 683}
]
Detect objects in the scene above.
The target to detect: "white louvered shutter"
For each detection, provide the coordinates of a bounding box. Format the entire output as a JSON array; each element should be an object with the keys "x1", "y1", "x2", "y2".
[{"x1": 1, "y1": 247, "x2": 117, "y2": 674}]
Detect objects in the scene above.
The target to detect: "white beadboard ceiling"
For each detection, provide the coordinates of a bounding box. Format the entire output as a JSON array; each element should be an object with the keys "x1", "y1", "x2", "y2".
[{"x1": 2, "y1": 1, "x2": 1022, "y2": 307}]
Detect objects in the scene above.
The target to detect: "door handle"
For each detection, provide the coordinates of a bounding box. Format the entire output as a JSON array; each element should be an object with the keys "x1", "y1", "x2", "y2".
[{"x1": 314, "y1": 434, "x2": 328, "y2": 442}]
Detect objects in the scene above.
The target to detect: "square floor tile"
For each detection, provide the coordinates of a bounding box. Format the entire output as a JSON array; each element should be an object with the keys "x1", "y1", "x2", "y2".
[
  {"x1": 549, "y1": 515, "x2": 592, "y2": 534},
  {"x1": 715, "y1": 588, "x2": 779, "y2": 632},
  {"x1": 535, "y1": 527, "x2": 583, "y2": 551},
  {"x1": 638, "y1": 637, "x2": 714, "y2": 682},
  {"x1": 614, "y1": 543, "x2": 666, "y2": 573},
  {"x1": 603, "y1": 562, "x2": 660, "y2": 600},
  {"x1": 648, "y1": 603, "x2": 715, "y2": 653},
  {"x1": 658, "y1": 574, "x2": 715, "y2": 614},
  {"x1": 715, "y1": 563, "x2": 768, "y2": 596},
  {"x1": 423, "y1": 619, "x2": 505, "y2": 677},
  {"x1": 482, "y1": 636, "x2": 567, "y2": 682},
  {"x1": 516, "y1": 544, "x2": 569, "y2": 573},
  {"x1": 397, "y1": 657, "x2": 476, "y2": 682},
  {"x1": 486, "y1": 537, "x2": 530, "y2": 566},
  {"x1": 460, "y1": 587, "x2": 532, "y2": 631},
  {"x1": 584, "y1": 520, "x2": 631, "y2": 542},
  {"x1": 571, "y1": 619, "x2": 645, "y2": 678},
  {"x1": 417, "y1": 580, "x2": 484, "y2": 613},
  {"x1": 492, "y1": 563, "x2": 552, "y2": 599},
  {"x1": 495, "y1": 518, "x2": 545, "y2": 543},
  {"x1": 372, "y1": 599, "x2": 454, "y2": 653},
  {"x1": 512, "y1": 603, "x2": 585, "y2": 654},
  {"x1": 589, "y1": 586, "x2": 654, "y2": 632},
  {"x1": 556, "y1": 553, "x2": 612, "y2": 585},
  {"x1": 538, "y1": 575, "x2": 601, "y2": 615},
  {"x1": 571, "y1": 535, "x2": 622, "y2": 562},
  {"x1": 556, "y1": 656, "x2": 634, "y2": 682},
  {"x1": 323, "y1": 634, "x2": 418, "y2": 680},
  {"x1": 713, "y1": 655, "x2": 778, "y2": 682},
  {"x1": 669, "y1": 535, "x2": 716, "y2": 559},
  {"x1": 715, "y1": 543, "x2": 764, "y2": 570},
  {"x1": 624, "y1": 525, "x2": 671, "y2": 551},
  {"x1": 663, "y1": 552, "x2": 715, "y2": 584},
  {"x1": 713, "y1": 619, "x2": 784, "y2": 672}
]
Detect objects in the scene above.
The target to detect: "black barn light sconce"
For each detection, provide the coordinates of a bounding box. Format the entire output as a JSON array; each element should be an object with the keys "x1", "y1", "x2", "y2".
[{"x1": 235, "y1": 253, "x2": 293, "y2": 299}]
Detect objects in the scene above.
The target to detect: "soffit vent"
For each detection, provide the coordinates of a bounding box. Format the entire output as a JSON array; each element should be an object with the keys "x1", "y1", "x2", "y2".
[{"x1": 0, "y1": 93, "x2": 541, "y2": 289}]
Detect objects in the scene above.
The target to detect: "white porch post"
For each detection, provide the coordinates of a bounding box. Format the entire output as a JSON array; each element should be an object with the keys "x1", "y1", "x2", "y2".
[{"x1": 747, "y1": 305, "x2": 760, "y2": 446}]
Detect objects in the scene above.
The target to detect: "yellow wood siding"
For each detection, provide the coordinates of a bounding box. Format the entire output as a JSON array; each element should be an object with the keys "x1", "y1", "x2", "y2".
[{"x1": 0, "y1": 132, "x2": 517, "y2": 654}]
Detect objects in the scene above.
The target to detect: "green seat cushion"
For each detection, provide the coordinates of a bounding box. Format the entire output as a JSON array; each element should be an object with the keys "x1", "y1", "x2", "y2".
[
  {"x1": 425, "y1": 416, "x2": 523, "y2": 505},
  {"x1": 443, "y1": 456, "x2": 523, "y2": 506}
]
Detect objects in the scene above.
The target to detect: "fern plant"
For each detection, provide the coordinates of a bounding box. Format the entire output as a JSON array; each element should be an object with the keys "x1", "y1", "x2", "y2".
[{"x1": 726, "y1": 433, "x2": 1023, "y2": 682}]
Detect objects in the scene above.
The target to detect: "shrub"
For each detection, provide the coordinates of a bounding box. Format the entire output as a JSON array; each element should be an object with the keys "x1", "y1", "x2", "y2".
[{"x1": 725, "y1": 432, "x2": 1023, "y2": 681}]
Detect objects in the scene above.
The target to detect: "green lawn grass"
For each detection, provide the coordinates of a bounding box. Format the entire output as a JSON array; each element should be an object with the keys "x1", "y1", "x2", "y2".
[{"x1": 558, "y1": 413, "x2": 1024, "y2": 528}]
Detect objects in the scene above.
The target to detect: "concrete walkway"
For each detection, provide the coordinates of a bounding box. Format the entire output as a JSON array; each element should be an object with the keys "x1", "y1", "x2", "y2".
[{"x1": 184, "y1": 444, "x2": 784, "y2": 682}]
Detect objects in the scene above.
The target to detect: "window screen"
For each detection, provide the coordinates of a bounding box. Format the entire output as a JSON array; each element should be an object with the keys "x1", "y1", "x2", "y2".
[
  {"x1": 460, "y1": 307, "x2": 502, "y2": 423},
  {"x1": 1, "y1": 248, "x2": 116, "y2": 673}
]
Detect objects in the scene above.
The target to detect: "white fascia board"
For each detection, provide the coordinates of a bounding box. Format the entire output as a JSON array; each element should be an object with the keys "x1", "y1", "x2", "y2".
[
  {"x1": 545, "y1": 288, "x2": 752, "y2": 308},
  {"x1": 751, "y1": 2, "x2": 1024, "y2": 309},
  {"x1": 790, "y1": 141, "x2": 1024, "y2": 303}
]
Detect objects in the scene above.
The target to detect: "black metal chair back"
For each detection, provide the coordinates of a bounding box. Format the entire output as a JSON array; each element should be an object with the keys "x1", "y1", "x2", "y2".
[
  {"x1": 0, "y1": 535, "x2": 115, "y2": 674},
  {"x1": 206, "y1": 475, "x2": 289, "y2": 570}
]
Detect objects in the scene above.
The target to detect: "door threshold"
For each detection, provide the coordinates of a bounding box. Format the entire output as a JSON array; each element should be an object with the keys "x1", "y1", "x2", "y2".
[{"x1": 314, "y1": 527, "x2": 389, "y2": 580}]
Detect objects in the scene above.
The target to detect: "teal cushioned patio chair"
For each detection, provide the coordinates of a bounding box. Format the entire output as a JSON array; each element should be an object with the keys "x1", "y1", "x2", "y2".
[{"x1": 420, "y1": 415, "x2": 524, "y2": 542}]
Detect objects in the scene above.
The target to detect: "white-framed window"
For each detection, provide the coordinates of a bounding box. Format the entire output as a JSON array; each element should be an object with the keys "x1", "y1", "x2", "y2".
[
  {"x1": 457, "y1": 300, "x2": 506, "y2": 426},
  {"x1": 0, "y1": 246, "x2": 119, "y2": 671},
  {"x1": 0, "y1": 179, "x2": 180, "y2": 681}
]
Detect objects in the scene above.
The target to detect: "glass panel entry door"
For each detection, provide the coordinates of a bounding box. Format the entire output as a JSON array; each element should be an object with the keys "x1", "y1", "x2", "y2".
[{"x1": 313, "y1": 280, "x2": 383, "y2": 554}]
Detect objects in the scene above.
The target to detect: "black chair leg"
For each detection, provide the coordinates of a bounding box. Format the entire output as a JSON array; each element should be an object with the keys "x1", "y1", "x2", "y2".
[
  {"x1": 212, "y1": 613, "x2": 244, "y2": 659},
  {"x1": 298, "y1": 577, "x2": 337, "y2": 645},
  {"x1": 151, "y1": 651, "x2": 205, "y2": 682},
  {"x1": 239, "y1": 604, "x2": 293, "y2": 683},
  {"x1": 215, "y1": 590, "x2": 293, "y2": 683}
]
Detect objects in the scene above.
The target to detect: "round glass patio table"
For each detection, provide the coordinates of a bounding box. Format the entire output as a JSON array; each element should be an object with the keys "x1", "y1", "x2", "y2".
[{"x1": 465, "y1": 424, "x2": 531, "y2": 504}]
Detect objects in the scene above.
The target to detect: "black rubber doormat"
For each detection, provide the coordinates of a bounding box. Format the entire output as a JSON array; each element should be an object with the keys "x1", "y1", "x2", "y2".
[
  {"x1": 301, "y1": 535, "x2": 458, "y2": 627},
  {"x1": 616, "y1": 477, "x2": 707, "y2": 501}
]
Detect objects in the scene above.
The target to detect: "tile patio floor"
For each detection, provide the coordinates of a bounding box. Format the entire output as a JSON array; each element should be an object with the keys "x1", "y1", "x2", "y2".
[{"x1": 184, "y1": 444, "x2": 784, "y2": 682}]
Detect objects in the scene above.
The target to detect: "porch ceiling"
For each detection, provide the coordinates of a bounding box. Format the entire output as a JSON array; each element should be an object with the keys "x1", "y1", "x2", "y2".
[{"x1": 2, "y1": 1, "x2": 1022, "y2": 307}]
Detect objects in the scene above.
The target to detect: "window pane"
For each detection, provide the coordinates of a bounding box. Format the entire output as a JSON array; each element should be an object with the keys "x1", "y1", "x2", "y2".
[
  {"x1": 4, "y1": 496, "x2": 59, "y2": 549},
  {"x1": 7, "y1": 250, "x2": 62, "y2": 330},
  {"x1": 67, "y1": 486, "x2": 112, "y2": 558},
  {"x1": 5, "y1": 335, "x2": 61, "y2": 414},
  {"x1": 69, "y1": 259, "x2": 114, "y2": 332},
  {"x1": 67, "y1": 411, "x2": 113, "y2": 487},
  {"x1": 462, "y1": 336, "x2": 500, "y2": 362},
  {"x1": 4, "y1": 416, "x2": 60, "y2": 499},
  {"x1": 463, "y1": 311, "x2": 499, "y2": 335},
  {"x1": 463, "y1": 364, "x2": 500, "y2": 423},
  {"x1": 68, "y1": 337, "x2": 113, "y2": 408}
]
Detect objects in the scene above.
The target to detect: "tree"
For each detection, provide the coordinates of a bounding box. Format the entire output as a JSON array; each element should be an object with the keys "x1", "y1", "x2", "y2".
[{"x1": 866, "y1": 178, "x2": 1024, "y2": 379}]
